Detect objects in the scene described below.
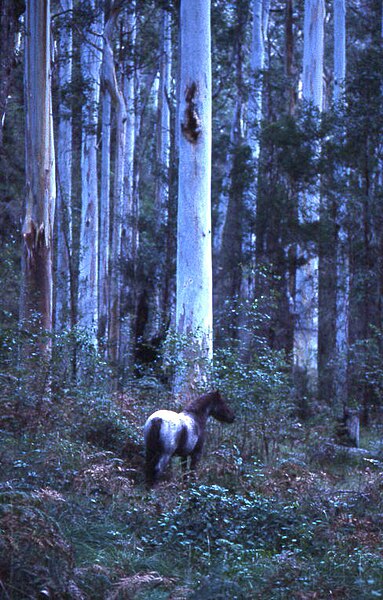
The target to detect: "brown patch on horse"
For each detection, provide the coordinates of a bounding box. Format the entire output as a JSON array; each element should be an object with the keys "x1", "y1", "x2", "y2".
[
  {"x1": 145, "y1": 417, "x2": 162, "y2": 485},
  {"x1": 175, "y1": 424, "x2": 188, "y2": 455}
]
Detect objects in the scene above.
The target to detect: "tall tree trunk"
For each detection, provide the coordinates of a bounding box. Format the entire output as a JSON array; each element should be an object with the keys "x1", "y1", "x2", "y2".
[
  {"x1": 99, "y1": 83, "x2": 111, "y2": 345},
  {"x1": 77, "y1": 1, "x2": 103, "y2": 344},
  {"x1": 55, "y1": 0, "x2": 73, "y2": 331},
  {"x1": 102, "y1": 2, "x2": 127, "y2": 366},
  {"x1": 334, "y1": 0, "x2": 346, "y2": 103},
  {"x1": 285, "y1": 0, "x2": 297, "y2": 115},
  {"x1": 243, "y1": 0, "x2": 270, "y2": 310},
  {"x1": 119, "y1": 1, "x2": 137, "y2": 375},
  {"x1": 175, "y1": 0, "x2": 212, "y2": 394},
  {"x1": 334, "y1": 0, "x2": 349, "y2": 406},
  {"x1": 248, "y1": 0, "x2": 270, "y2": 164},
  {"x1": 214, "y1": 0, "x2": 248, "y2": 344},
  {"x1": 293, "y1": 0, "x2": 324, "y2": 395},
  {"x1": 151, "y1": 7, "x2": 172, "y2": 339},
  {"x1": 21, "y1": 0, "x2": 56, "y2": 388}
]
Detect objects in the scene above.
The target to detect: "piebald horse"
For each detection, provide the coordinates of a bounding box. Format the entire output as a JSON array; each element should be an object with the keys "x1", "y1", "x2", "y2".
[{"x1": 144, "y1": 390, "x2": 235, "y2": 485}]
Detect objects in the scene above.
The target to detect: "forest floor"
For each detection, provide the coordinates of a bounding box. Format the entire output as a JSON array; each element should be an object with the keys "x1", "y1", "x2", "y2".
[{"x1": 1, "y1": 383, "x2": 383, "y2": 599}]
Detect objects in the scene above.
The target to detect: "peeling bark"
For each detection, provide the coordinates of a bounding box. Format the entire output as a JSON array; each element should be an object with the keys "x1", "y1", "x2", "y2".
[
  {"x1": 175, "y1": 0, "x2": 212, "y2": 394},
  {"x1": 181, "y1": 82, "x2": 201, "y2": 143},
  {"x1": 21, "y1": 0, "x2": 56, "y2": 349}
]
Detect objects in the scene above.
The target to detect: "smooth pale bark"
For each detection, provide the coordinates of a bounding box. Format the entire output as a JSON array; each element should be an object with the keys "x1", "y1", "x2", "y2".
[
  {"x1": 119, "y1": 2, "x2": 136, "y2": 368},
  {"x1": 334, "y1": 0, "x2": 349, "y2": 404},
  {"x1": 334, "y1": 0, "x2": 346, "y2": 103},
  {"x1": 99, "y1": 88, "x2": 111, "y2": 343},
  {"x1": 55, "y1": 0, "x2": 73, "y2": 331},
  {"x1": 248, "y1": 0, "x2": 270, "y2": 164},
  {"x1": 78, "y1": 1, "x2": 103, "y2": 343},
  {"x1": 293, "y1": 0, "x2": 324, "y2": 390},
  {"x1": 102, "y1": 3, "x2": 127, "y2": 364},
  {"x1": 176, "y1": 0, "x2": 212, "y2": 392},
  {"x1": 151, "y1": 8, "x2": 172, "y2": 337},
  {"x1": 244, "y1": 0, "x2": 270, "y2": 302},
  {"x1": 21, "y1": 0, "x2": 56, "y2": 349}
]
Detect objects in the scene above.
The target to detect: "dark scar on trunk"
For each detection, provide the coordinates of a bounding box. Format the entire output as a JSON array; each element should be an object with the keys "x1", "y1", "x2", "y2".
[{"x1": 181, "y1": 81, "x2": 201, "y2": 143}]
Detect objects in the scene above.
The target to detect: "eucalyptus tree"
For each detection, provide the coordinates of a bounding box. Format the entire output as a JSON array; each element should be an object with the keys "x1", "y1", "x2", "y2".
[
  {"x1": 333, "y1": 0, "x2": 348, "y2": 403},
  {"x1": 55, "y1": 0, "x2": 73, "y2": 331},
  {"x1": 214, "y1": 0, "x2": 252, "y2": 343},
  {"x1": 77, "y1": 0, "x2": 103, "y2": 345},
  {"x1": 242, "y1": 0, "x2": 270, "y2": 303},
  {"x1": 248, "y1": 0, "x2": 270, "y2": 165},
  {"x1": 119, "y1": 0, "x2": 137, "y2": 369},
  {"x1": 293, "y1": 0, "x2": 325, "y2": 392},
  {"x1": 100, "y1": 1, "x2": 127, "y2": 364},
  {"x1": 99, "y1": 11, "x2": 112, "y2": 344},
  {"x1": 333, "y1": 0, "x2": 346, "y2": 104},
  {"x1": 176, "y1": 0, "x2": 212, "y2": 393},
  {"x1": 21, "y1": 0, "x2": 56, "y2": 362},
  {"x1": 151, "y1": 6, "x2": 172, "y2": 339}
]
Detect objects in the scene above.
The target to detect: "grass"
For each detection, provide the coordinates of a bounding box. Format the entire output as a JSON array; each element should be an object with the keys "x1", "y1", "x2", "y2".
[{"x1": 0, "y1": 382, "x2": 383, "y2": 599}]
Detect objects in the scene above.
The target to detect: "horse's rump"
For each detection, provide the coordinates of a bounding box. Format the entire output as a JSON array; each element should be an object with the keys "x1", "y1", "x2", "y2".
[
  {"x1": 143, "y1": 392, "x2": 234, "y2": 485},
  {"x1": 144, "y1": 416, "x2": 163, "y2": 484}
]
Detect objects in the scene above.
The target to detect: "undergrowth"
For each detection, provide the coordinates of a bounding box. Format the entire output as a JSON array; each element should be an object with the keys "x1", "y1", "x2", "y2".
[{"x1": 0, "y1": 329, "x2": 383, "y2": 598}]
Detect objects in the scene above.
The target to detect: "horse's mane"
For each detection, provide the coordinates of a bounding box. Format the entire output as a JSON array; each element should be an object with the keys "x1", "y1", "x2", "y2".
[{"x1": 183, "y1": 390, "x2": 219, "y2": 414}]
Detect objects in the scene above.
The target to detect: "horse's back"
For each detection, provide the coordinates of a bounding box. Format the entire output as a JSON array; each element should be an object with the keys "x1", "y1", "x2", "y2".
[{"x1": 144, "y1": 410, "x2": 198, "y2": 455}]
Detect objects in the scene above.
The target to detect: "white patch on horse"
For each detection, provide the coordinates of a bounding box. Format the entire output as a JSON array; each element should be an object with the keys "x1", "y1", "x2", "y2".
[
  {"x1": 143, "y1": 390, "x2": 235, "y2": 485},
  {"x1": 144, "y1": 410, "x2": 199, "y2": 454}
]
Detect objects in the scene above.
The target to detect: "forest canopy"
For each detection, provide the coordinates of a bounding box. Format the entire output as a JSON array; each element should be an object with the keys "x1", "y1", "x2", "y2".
[{"x1": 1, "y1": 0, "x2": 383, "y2": 415}]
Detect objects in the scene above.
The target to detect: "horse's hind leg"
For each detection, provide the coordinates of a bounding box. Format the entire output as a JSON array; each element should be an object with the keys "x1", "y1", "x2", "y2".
[
  {"x1": 145, "y1": 417, "x2": 163, "y2": 486},
  {"x1": 146, "y1": 451, "x2": 172, "y2": 486},
  {"x1": 145, "y1": 449, "x2": 160, "y2": 486},
  {"x1": 156, "y1": 453, "x2": 172, "y2": 481}
]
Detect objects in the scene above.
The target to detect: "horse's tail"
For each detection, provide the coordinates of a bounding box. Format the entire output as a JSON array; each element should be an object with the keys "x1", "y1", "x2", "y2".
[{"x1": 145, "y1": 417, "x2": 162, "y2": 485}]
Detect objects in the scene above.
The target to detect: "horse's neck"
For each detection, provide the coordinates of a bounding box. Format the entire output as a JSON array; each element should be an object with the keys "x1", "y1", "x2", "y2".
[{"x1": 182, "y1": 405, "x2": 210, "y2": 426}]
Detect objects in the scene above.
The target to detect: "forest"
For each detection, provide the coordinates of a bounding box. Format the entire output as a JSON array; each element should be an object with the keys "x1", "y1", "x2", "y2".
[{"x1": 1, "y1": 0, "x2": 383, "y2": 597}]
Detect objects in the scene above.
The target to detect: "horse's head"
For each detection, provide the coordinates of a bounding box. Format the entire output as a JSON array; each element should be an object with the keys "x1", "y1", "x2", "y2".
[{"x1": 209, "y1": 390, "x2": 235, "y2": 424}]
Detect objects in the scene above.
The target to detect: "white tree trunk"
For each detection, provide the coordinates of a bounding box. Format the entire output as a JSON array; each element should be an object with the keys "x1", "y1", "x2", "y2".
[
  {"x1": 21, "y1": 0, "x2": 56, "y2": 359},
  {"x1": 176, "y1": 0, "x2": 212, "y2": 392},
  {"x1": 151, "y1": 7, "x2": 172, "y2": 336},
  {"x1": 248, "y1": 0, "x2": 270, "y2": 163},
  {"x1": 99, "y1": 87, "x2": 111, "y2": 343},
  {"x1": 244, "y1": 0, "x2": 270, "y2": 300},
  {"x1": 334, "y1": 0, "x2": 349, "y2": 403},
  {"x1": 302, "y1": 0, "x2": 324, "y2": 109},
  {"x1": 333, "y1": 0, "x2": 346, "y2": 103},
  {"x1": 293, "y1": 0, "x2": 325, "y2": 388},
  {"x1": 102, "y1": 4, "x2": 127, "y2": 364},
  {"x1": 119, "y1": 2, "x2": 136, "y2": 368},
  {"x1": 55, "y1": 0, "x2": 72, "y2": 331},
  {"x1": 78, "y1": 1, "x2": 103, "y2": 343}
]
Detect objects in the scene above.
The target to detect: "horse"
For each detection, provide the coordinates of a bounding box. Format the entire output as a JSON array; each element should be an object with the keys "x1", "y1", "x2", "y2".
[{"x1": 143, "y1": 390, "x2": 235, "y2": 485}]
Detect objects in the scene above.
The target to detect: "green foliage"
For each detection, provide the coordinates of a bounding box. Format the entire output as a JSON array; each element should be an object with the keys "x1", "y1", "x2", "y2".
[
  {"x1": 348, "y1": 327, "x2": 383, "y2": 409},
  {"x1": 1, "y1": 355, "x2": 383, "y2": 598}
]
